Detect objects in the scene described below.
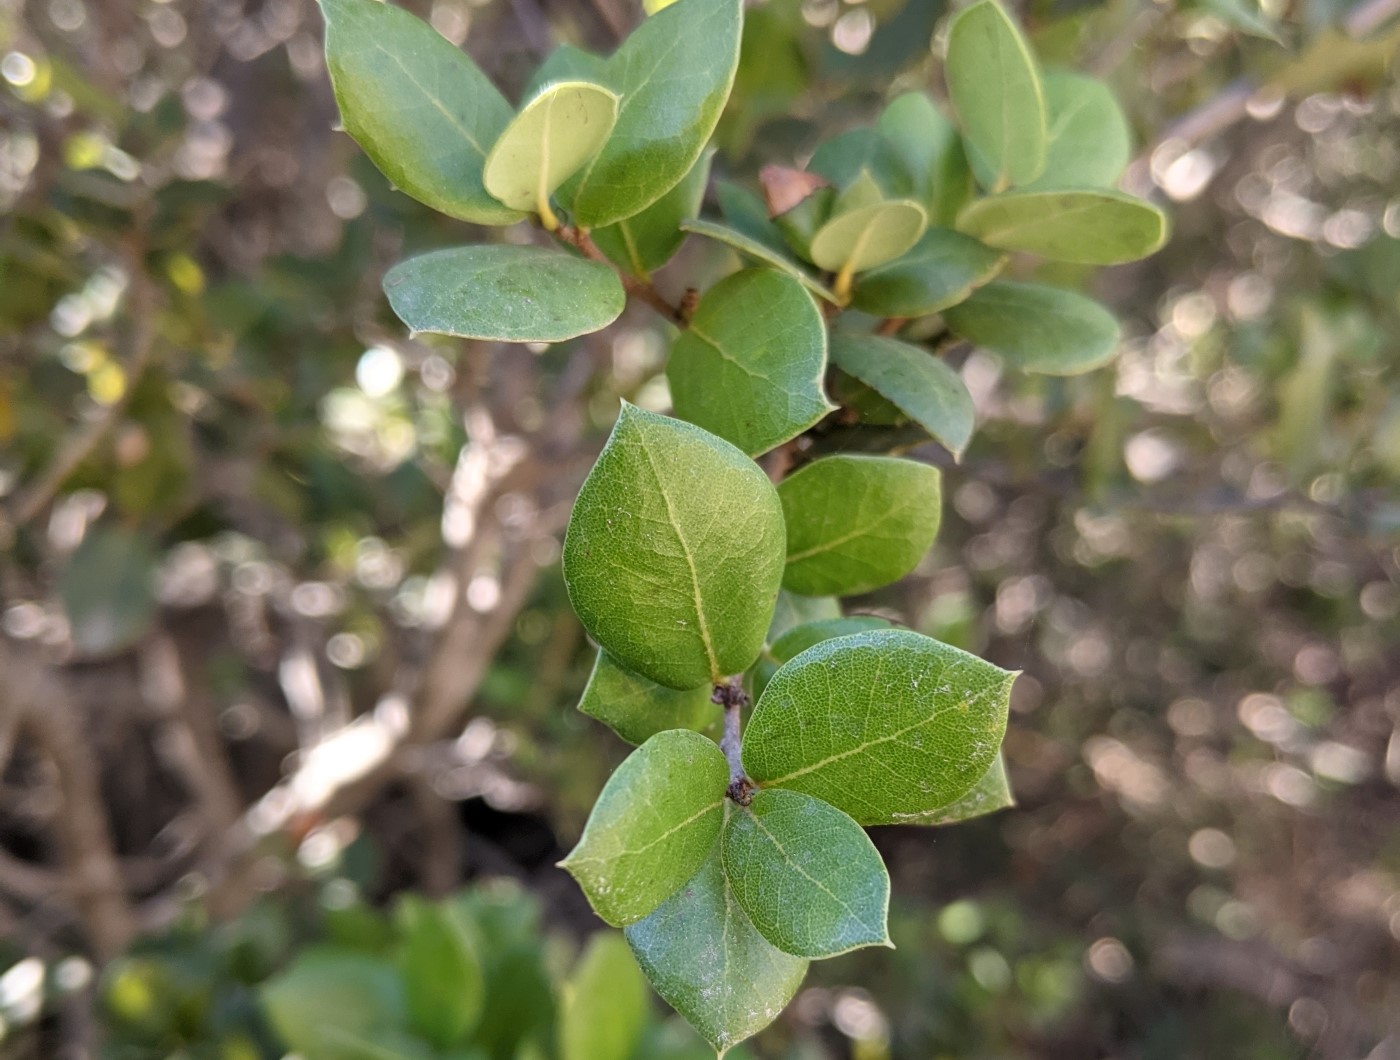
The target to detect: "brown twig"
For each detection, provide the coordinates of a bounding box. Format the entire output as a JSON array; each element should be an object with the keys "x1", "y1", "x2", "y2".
[
  {"x1": 554, "y1": 224, "x2": 688, "y2": 326},
  {"x1": 712, "y1": 678, "x2": 753, "y2": 804}
]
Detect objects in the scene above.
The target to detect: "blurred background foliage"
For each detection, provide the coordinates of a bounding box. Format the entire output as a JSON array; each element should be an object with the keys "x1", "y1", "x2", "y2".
[{"x1": 0, "y1": 0, "x2": 1398, "y2": 1056}]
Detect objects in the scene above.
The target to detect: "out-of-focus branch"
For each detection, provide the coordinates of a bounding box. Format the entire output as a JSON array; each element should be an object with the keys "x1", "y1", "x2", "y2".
[{"x1": 0, "y1": 639, "x2": 136, "y2": 959}]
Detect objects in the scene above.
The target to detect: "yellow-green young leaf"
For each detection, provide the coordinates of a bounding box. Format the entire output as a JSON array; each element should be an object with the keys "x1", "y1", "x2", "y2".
[
  {"x1": 560, "y1": 730, "x2": 727, "y2": 927},
  {"x1": 943, "y1": 280, "x2": 1121, "y2": 375},
  {"x1": 569, "y1": 0, "x2": 742, "y2": 227},
  {"x1": 579, "y1": 651, "x2": 717, "y2": 746},
  {"x1": 624, "y1": 846, "x2": 808, "y2": 1057},
  {"x1": 945, "y1": 0, "x2": 1047, "y2": 191},
  {"x1": 956, "y1": 189, "x2": 1168, "y2": 265},
  {"x1": 752, "y1": 616, "x2": 893, "y2": 699},
  {"x1": 828, "y1": 335, "x2": 975, "y2": 458},
  {"x1": 383, "y1": 245, "x2": 624, "y2": 343},
  {"x1": 559, "y1": 934, "x2": 648, "y2": 1060},
  {"x1": 668, "y1": 269, "x2": 835, "y2": 457},
  {"x1": 396, "y1": 897, "x2": 484, "y2": 1050},
  {"x1": 877, "y1": 92, "x2": 973, "y2": 226},
  {"x1": 895, "y1": 753, "x2": 1014, "y2": 825},
  {"x1": 1023, "y1": 71, "x2": 1131, "y2": 191},
  {"x1": 849, "y1": 228, "x2": 1005, "y2": 318},
  {"x1": 834, "y1": 169, "x2": 886, "y2": 214},
  {"x1": 483, "y1": 81, "x2": 619, "y2": 215},
  {"x1": 681, "y1": 218, "x2": 840, "y2": 303},
  {"x1": 562, "y1": 405, "x2": 785, "y2": 689},
  {"x1": 319, "y1": 0, "x2": 522, "y2": 225},
  {"x1": 809, "y1": 200, "x2": 928, "y2": 275},
  {"x1": 592, "y1": 150, "x2": 713, "y2": 279},
  {"x1": 742, "y1": 629, "x2": 1016, "y2": 824},
  {"x1": 778, "y1": 455, "x2": 942, "y2": 597},
  {"x1": 722, "y1": 789, "x2": 891, "y2": 958}
]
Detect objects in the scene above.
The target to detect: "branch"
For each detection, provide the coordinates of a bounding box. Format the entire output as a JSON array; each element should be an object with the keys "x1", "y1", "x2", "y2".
[
  {"x1": 554, "y1": 224, "x2": 689, "y2": 326},
  {"x1": 712, "y1": 678, "x2": 753, "y2": 804},
  {"x1": 0, "y1": 640, "x2": 136, "y2": 959}
]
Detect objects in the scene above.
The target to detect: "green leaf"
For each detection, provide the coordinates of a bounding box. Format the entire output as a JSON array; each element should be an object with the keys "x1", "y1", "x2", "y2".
[
  {"x1": 593, "y1": 150, "x2": 713, "y2": 279},
  {"x1": 560, "y1": 730, "x2": 728, "y2": 926},
  {"x1": 849, "y1": 228, "x2": 1005, "y2": 318},
  {"x1": 524, "y1": 43, "x2": 608, "y2": 98},
  {"x1": 668, "y1": 269, "x2": 835, "y2": 457},
  {"x1": 778, "y1": 455, "x2": 942, "y2": 597},
  {"x1": 60, "y1": 526, "x2": 157, "y2": 657},
  {"x1": 395, "y1": 898, "x2": 484, "y2": 1049},
  {"x1": 1023, "y1": 71, "x2": 1131, "y2": 191},
  {"x1": 682, "y1": 218, "x2": 839, "y2": 303},
  {"x1": 563, "y1": 404, "x2": 786, "y2": 688},
  {"x1": 483, "y1": 81, "x2": 619, "y2": 216},
  {"x1": 898, "y1": 753, "x2": 1014, "y2": 825},
  {"x1": 753, "y1": 615, "x2": 894, "y2": 699},
  {"x1": 625, "y1": 846, "x2": 808, "y2": 1057},
  {"x1": 767, "y1": 591, "x2": 841, "y2": 641},
  {"x1": 955, "y1": 189, "x2": 1168, "y2": 265},
  {"x1": 715, "y1": 181, "x2": 788, "y2": 252},
  {"x1": 808, "y1": 128, "x2": 913, "y2": 198},
  {"x1": 383, "y1": 245, "x2": 624, "y2": 343},
  {"x1": 570, "y1": 0, "x2": 742, "y2": 226},
  {"x1": 828, "y1": 335, "x2": 975, "y2": 457},
  {"x1": 809, "y1": 200, "x2": 928, "y2": 275},
  {"x1": 834, "y1": 170, "x2": 887, "y2": 214},
  {"x1": 559, "y1": 933, "x2": 649, "y2": 1060},
  {"x1": 260, "y1": 950, "x2": 405, "y2": 1058},
  {"x1": 742, "y1": 629, "x2": 1016, "y2": 824},
  {"x1": 877, "y1": 92, "x2": 973, "y2": 226},
  {"x1": 319, "y1": 0, "x2": 522, "y2": 225},
  {"x1": 945, "y1": 0, "x2": 1047, "y2": 191},
  {"x1": 579, "y1": 651, "x2": 717, "y2": 746},
  {"x1": 942, "y1": 280, "x2": 1121, "y2": 375},
  {"x1": 722, "y1": 789, "x2": 891, "y2": 957}
]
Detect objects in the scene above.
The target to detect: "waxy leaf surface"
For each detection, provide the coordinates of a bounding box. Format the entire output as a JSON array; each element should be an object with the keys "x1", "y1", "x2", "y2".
[
  {"x1": 563, "y1": 405, "x2": 785, "y2": 688},
  {"x1": 483, "y1": 81, "x2": 619, "y2": 213},
  {"x1": 383, "y1": 245, "x2": 624, "y2": 343},
  {"x1": 570, "y1": 0, "x2": 742, "y2": 226},
  {"x1": 625, "y1": 846, "x2": 808, "y2": 1056},
  {"x1": 743, "y1": 629, "x2": 1015, "y2": 824},
  {"x1": 753, "y1": 615, "x2": 893, "y2": 699},
  {"x1": 829, "y1": 334, "x2": 975, "y2": 457},
  {"x1": 849, "y1": 227, "x2": 1005, "y2": 318},
  {"x1": 320, "y1": 0, "x2": 522, "y2": 225},
  {"x1": 956, "y1": 189, "x2": 1168, "y2": 264},
  {"x1": 899, "y1": 753, "x2": 1014, "y2": 825},
  {"x1": 809, "y1": 200, "x2": 928, "y2": 274},
  {"x1": 681, "y1": 218, "x2": 839, "y2": 302},
  {"x1": 578, "y1": 651, "x2": 716, "y2": 746},
  {"x1": 945, "y1": 0, "x2": 1047, "y2": 190},
  {"x1": 668, "y1": 269, "x2": 835, "y2": 457},
  {"x1": 779, "y1": 455, "x2": 942, "y2": 597},
  {"x1": 1024, "y1": 70, "x2": 1132, "y2": 191},
  {"x1": 877, "y1": 92, "x2": 973, "y2": 225},
  {"x1": 722, "y1": 789, "x2": 891, "y2": 957},
  {"x1": 592, "y1": 150, "x2": 713, "y2": 278},
  {"x1": 560, "y1": 729, "x2": 727, "y2": 926},
  {"x1": 943, "y1": 280, "x2": 1121, "y2": 375}
]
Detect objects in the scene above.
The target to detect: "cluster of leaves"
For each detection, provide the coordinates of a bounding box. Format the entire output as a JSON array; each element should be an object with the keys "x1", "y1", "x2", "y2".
[
  {"x1": 314, "y1": 0, "x2": 1169, "y2": 1052},
  {"x1": 100, "y1": 878, "x2": 721, "y2": 1060}
]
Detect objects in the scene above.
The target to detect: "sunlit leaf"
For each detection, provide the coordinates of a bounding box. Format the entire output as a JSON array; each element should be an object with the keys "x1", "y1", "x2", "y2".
[
  {"x1": 578, "y1": 651, "x2": 717, "y2": 746},
  {"x1": 743, "y1": 629, "x2": 1016, "y2": 824},
  {"x1": 559, "y1": 933, "x2": 648, "y2": 1060},
  {"x1": 943, "y1": 280, "x2": 1121, "y2": 375},
  {"x1": 809, "y1": 200, "x2": 928, "y2": 275},
  {"x1": 956, "y1": 189, "x2": 1168, "y2": 264}
]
